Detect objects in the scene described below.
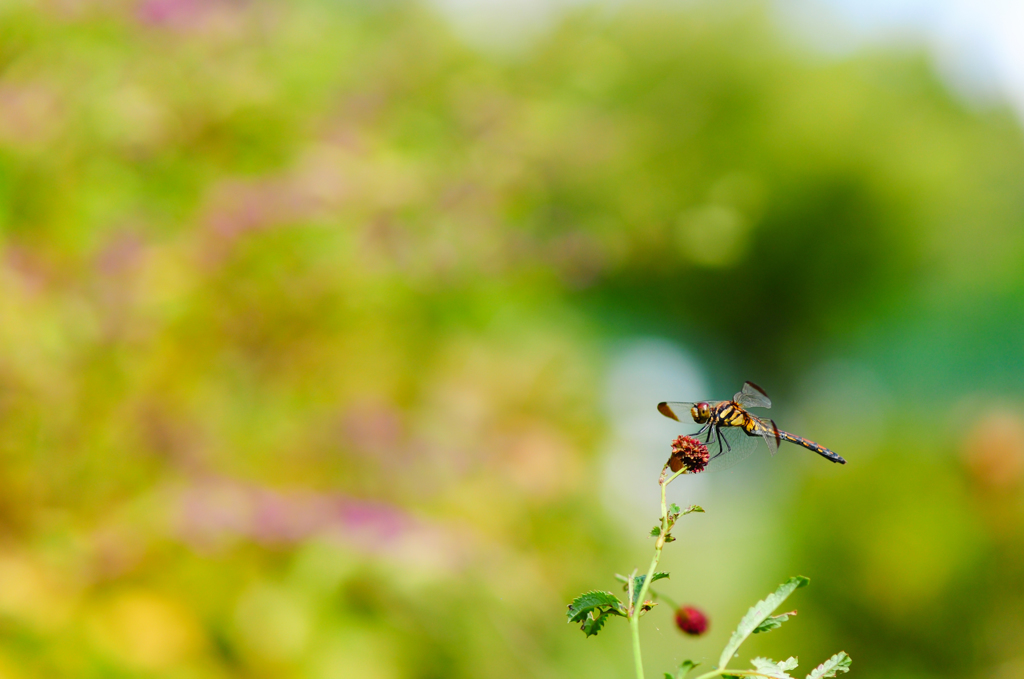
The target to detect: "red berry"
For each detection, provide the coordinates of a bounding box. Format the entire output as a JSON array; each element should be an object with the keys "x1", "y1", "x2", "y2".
[{"x1": 674, "y1": 605, "x2": 709, "y2": 636}]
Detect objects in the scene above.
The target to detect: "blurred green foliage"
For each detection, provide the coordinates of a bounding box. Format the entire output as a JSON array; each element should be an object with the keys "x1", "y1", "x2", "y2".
[{"x1": 1, "y1": 1, "x2": 1023, "y2": 678}]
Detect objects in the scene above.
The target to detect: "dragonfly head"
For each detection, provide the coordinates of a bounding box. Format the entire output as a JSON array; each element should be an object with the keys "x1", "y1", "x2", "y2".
[{"x1": 691, "y1": 402, "x2": 711, "y2": 423}]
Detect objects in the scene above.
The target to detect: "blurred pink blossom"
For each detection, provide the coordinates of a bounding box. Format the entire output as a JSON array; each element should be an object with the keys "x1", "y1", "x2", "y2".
[
  {"x1": 340, "y1": 402, "x2": 403, "y2": 456},
  {"x1": 95, "y1": 232, "x2": 144, "y2": 277},
  {"x1": 4, "y1": 245, "x2": 52, "y2": 294},
  {"x1": 136, "y1": 0, "x2": 201, "y2": 27},
  {"x1": 178, "y1": 479, "x2": 425, "y2": 553}
]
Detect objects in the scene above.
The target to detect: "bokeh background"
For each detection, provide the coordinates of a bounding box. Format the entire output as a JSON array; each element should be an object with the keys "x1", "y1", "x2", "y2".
[{"x1": 1, "y1": 0, "x2": 1024, "y2": 677}]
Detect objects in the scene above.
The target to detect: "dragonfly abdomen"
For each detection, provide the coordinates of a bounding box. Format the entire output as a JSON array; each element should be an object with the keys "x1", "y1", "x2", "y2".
[{"x1": 778, "y1": 431, "x2": 846, "y2": 464}]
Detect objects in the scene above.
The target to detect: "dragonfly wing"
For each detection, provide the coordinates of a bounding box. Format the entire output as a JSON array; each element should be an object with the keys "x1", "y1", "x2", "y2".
[
  {"x1": 657, "y1": 401, "x2": 725, "y2": 422},
  {"x1": 733, "y1": 381, "x2": 772, "y2": 409},
  {"x1": 748, "y1": 415, "x2": 781, "y2": 456},
  {"x1": 703, "y1": 426, "x2": 764, "y2": 472}
]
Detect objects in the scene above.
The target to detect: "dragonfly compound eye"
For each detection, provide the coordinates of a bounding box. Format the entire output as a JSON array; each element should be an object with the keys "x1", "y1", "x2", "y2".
[{"x1": 691, "y1": 402, "x2": 711, "y2": 423}]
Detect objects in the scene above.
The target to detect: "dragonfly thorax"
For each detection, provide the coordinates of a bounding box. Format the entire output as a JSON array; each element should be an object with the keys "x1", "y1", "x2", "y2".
[{"x1": 691, "y1": 402, "x2": 712, "y2": 423}]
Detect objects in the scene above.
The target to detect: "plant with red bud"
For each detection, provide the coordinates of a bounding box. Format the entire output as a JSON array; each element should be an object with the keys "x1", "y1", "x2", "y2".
[
  {"x1": 674, "y1": 605, "x2": 708, "y2": 636},
  {"x1": 566, "y1": 424, "x2": 852, "y2": 679},
  {"x1": 669, "y1": 435, "x2": 710, "y2": 474}
]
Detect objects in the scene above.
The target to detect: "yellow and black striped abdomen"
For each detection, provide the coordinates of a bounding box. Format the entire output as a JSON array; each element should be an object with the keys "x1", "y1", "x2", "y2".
[{"x1": 778, "y1": 431, "x2": 846, "y2": 464}]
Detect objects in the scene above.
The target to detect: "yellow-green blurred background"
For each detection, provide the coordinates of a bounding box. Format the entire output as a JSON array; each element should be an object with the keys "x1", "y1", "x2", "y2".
[{"x1": 2, "y1": 0, "x2": 1024, "y2": 677}]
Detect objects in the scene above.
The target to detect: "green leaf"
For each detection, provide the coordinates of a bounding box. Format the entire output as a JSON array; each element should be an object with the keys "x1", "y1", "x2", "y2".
[
  {"x1": 669, "y1": 503, "x2": 681, "y2": 513},
  {"x1": 753, "y1": 610, "x2": 797, "y2": 634},
  {"x1": 676, "y1": 660, "x2": 699, "y2": 679},
  {"x1": 630, "y1": 572, "x2": 670, "y2": 605},
  {"x1": 567, "y1": 591, "x2": 626, "y2": 622},
  {"x1": 651, "y1": 526, "x2": 661, "y2": 537},
  {"x1": 630, "y1": 577, "x2": 642, "y2": 604},
  {"x1": 580, "y1": 610, "x2": 614, "y2": 637},
  {"x1": 751, "y1": 657, "x2": 797, "y2": 679},
  {"x1": 717, "y1": 576, "x2": 809, "y2": 669},
  {"x1": 682, "y1": 505, "x2": 705, "y2": 514},
  {"x1": 805, "y1": 652, "x2": 851, "y2": 679}
]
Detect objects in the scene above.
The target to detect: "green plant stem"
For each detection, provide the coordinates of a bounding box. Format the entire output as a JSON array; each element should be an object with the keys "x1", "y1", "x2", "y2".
[
  {"x1": 614, "y1": 578, "x2": 679, "y2": 610},
  {"x1": 649, "y1": 587, "x2": 678, "y2": 610},
  {"x1": 693, "y1": 671, "x2": 767, "y2": 679},
  {"x1": 629, "y1": 468, "x2": 684, "y2": 679},
  {"x1": 631, "y1": 615, "x2": 645, "y2": 679}
]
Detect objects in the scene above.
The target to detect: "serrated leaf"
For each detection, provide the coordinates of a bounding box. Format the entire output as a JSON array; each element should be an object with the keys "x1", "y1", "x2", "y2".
[
  {"x1": 651, "y1": 526, "x2": 661, "y2": 537},
  {"x1": 682, "y1": 505, "x2": 705, "y2": 514},
  {"x1": 718, "y1": 576, "x2": 809, "y2": 669},
  {"x1": 753, "y1": 610, "x2": 797, "y2": 634},
  {"x1": 805, "y1": 652, "x2": 851, "y2": 679},
  {"x1": 670, "y1": 503, "x2": 681, "y2": 513},
  {"x1": 567, "y1": 591, "x2": 626, "y2": 622},
  {"x1": 676, "y1": 660, "x2": 699, "y2": 679},
  {"x1": 580, "y1": 610, "x2": 614, "y2": 637},
  {"x1": 751, "y1": 657, "x2": 797, "y2": 679},
  {"x1": 630, "y1": 573, "x2": 670, "y2": 605}
]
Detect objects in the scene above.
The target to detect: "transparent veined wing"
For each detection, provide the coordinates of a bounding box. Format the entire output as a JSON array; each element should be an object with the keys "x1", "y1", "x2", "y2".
[
  {"x1": 699, "y1": 426, "x2": 762, "y2": 472},
  {"x1": 746, "y1": 414, "x2": 781, "y2": 456},
  {"x1": 664, "y1": 419, "x2": 780, "y2": 472},
  {"x1": 657, "y1": 401, "x2": 726, "y2": 423},
  {"x1": 733, "y1": 381, "x2": 771, "y2": 409}
]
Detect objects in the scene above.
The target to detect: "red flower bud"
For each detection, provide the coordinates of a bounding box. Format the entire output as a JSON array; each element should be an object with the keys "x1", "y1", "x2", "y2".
[
  {"x1": 674, "y1": 605, "x2": 709, "y2": 636},
  {"x1": 668, "y1": 436, "x2": 710, "y2": 474}
]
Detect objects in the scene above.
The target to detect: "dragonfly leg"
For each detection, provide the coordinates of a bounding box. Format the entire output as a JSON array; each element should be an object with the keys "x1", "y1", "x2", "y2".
[
  {"x1": 704, "y1": 426, "x2": 714, "y2": 445},
  {"x1": 717, "y1": 427, "x2": 731, "y2": 453}
]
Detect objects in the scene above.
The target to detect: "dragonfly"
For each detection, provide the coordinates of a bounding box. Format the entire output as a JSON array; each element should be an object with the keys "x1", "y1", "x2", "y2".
[{"x1": 657, "y1": 381, "x2": 846, "y2": 470}]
